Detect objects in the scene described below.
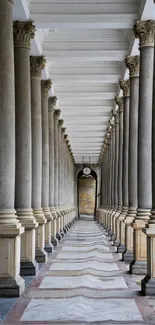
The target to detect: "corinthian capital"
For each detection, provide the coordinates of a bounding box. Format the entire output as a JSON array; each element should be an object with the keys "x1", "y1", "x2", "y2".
[
  {"x1": 41, "y1": 80, "x2": 52, "y2": 94},
  {"x1": 13, "y1": 21, "x2": 36, "y2": 48},
  {"x1": 30, "y1": 56, "x2": 46, "y2": 78},
  {"x1": 62, "y1": 127, "x2": 66, "y2": 134},
  {"x1": 119, "y1": 79, "x2": 130, "y2": 97},
  {"x1": 59, "y1": 119, "x2": 64, "y2": 128},
  {"x1": 134, "y1": 20, "x2": 155, "y2": 48},
  {"x1": 54, "y1": 109, "x2": 61, "y2": 119},
  {"x1": 115, "y1": 96, "x2": 123, "y2": 112},
  {"x1": 48, "y1": 96, "x2": 58, "y2": 111},
  {"x1": 125, "y1": 55, "x2": 140, "y2": 78}
]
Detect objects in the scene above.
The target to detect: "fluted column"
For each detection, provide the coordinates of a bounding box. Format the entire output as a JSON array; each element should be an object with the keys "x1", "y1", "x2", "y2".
[
  {"x1": 111, "y1": 108, "x2": 119, "y2": 240},
  {"x1": 54, "y1": 109, "x2": 62, "y2": 239},
  {"x1": 49, "y1": 96, "x2": 58, "y2": 246},
  {"x1": 130, "y1": 20, "x2": 154, "y2": 275},
  {"x1": 41, "y1": 80, "x2": 53, "y2": 253},
  {"x1": 114, "y1": 97, "x2": 123, "y2": 246},
  {"x1": 14, "y1": 21, "x2": 38, "y2": 276},
  {"x1": 123, "y1": 56, "x2": 140, "y2": 262},
  {"x1": 58, "y1": 119, "x2": 65, "y2": 235},
  {"x1": 117, "y1": 80, "x2": 130, "y2": 253},
  {"x1": 30, "y1": 56, "x2": 47, "y2": 263},
  {"x1": 0, "y1": 0, "x2": 25, "y2": 297},
  {"x1": 109, "y1": 118, "x2": 115, "y2": 234},
  {"x1": 141, "y1": 23, "x2": 155, "y2": 294}
]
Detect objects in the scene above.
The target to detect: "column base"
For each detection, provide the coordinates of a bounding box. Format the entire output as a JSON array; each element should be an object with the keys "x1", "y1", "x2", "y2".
[
  {"x1": 20, "y1": 259, "x2": 39, "y2": 276},
  {"x1": 60, "y1": 229, "x2": 65, "y2": 237},
  {"x1": 56, "y1": 232, "x2": 62, "y2": 240},
  {"x1": 35, "y1": 248, "x2": 48, "y2": 263},
  {"x1": 122, "y1": 250, "x2": 133, "y2": 263},
  {"x1": 44, "y1": 243, "x2": 54, "y2": 253},
  {"x1": 51, "y1": 236, "x2": 58, "y2": 246},
  {"x1": 63, "y1": 226, "x2": 67, "y2": 233},
  {"x1": 0, "y1": 275, "x2": 25, "y2": 297},
  {"x1": 141, "y1": 275, "x2": 155, "y2": 296},
  {"x1": 117, "y1": 244, "x2": 126, "y2": 254},
  {"x1": 129, "y1": 260, "x2": 147, "y2": 275},
  {"x1": 113, "y1": 238, "x2": 120, "y2": 247},
  {"x1": 111, "y1": 234, "x2": 116, "y2": 241}
]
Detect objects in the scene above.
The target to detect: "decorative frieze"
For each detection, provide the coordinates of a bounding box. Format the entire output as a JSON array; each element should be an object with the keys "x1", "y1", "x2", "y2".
[
  {"x1": 13, "y1": 21, "x2": 35, "y2": 49},
  {"x1": 134, "y1": 20, "x2": 155, "y2": 48},
  {"x1": 125, "y1": 55, "x2": 140, "y2": 78},
  {"x1": 30, "y1": 56, "x2": 46, "y2": 77}
]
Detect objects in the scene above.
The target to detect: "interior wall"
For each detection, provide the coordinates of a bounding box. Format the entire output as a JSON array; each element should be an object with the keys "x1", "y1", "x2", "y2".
[{"x1": 79, "y1": 176, "x2": 96, "y2": 215}]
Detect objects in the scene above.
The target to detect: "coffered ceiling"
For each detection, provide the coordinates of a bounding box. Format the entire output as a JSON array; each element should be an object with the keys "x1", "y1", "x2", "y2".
[{"x1": 13, "y1": 0, "x2": 154, "y2": 164}]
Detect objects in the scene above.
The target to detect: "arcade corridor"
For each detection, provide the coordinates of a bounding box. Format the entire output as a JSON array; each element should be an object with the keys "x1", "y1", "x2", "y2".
[{"x1": 1, "y1": 216, "x2": 155, "y2": 324}]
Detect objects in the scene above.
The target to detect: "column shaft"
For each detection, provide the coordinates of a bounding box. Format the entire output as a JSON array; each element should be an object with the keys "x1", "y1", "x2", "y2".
[
  {"x1": 30, "y1": 56, "x2": 47, "y2": 263},
  {"x1": 0, "y1": 0, "x2": 25, "y2": 296}
]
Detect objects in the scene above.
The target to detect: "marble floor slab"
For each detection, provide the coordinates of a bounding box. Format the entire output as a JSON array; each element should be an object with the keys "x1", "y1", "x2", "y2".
[
  {"x1": 50, "y1": 261, "x2": 119, "y2": 271},
  {"x1": 61, "y1": 244, "x2": 110, "y2": 251},
  {"x1": 20, "y1": 296, "x2": 143, "y2": 322},
  {"x1": 64, "y1": 238, "x2": 108, "y2": 246},
  {"x1": 56, "y1": 252, "x2": 113, "y2": 260},
  {"x1": 39, "y1": 274, "x2": 128, "y2": 290}
]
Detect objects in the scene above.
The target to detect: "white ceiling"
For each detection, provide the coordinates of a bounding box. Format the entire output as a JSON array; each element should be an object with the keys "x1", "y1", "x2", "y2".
[{"x1": 13, "y1": 0, "x2": 154, "y2": 164}]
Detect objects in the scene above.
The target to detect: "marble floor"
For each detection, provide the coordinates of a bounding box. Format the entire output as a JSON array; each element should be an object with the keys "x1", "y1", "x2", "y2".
[{"x1": 1, "y1": 215, "x2": 155, "y2": 324}]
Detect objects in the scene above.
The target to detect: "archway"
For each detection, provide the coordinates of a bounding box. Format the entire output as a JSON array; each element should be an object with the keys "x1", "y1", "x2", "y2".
[{"x1": 77, "y1": 169, "x2": 97, "y2": 218}]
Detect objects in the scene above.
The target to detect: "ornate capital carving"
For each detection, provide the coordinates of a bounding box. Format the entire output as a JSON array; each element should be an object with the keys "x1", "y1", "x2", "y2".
[
  {"x1": 30, "y1": 56, "x2": 46, "y2": 78},
  {"x1": 119, "y1": 79, "x2": 130, "y2": 97},
  {"x1": 54, "y1": 109, "x2": 61, "y2": 119},
  {"x1": 62, "y1": 127, "x2": 66, "y2": 134},
  {"x1": 115, "y1": 96, "x2": 123, "y2": 112},
  {"x1": 134, "y1": 20, "x2": 155, "y2": 48},
  {"x1": 125, "y1": 55, "x2": 140, "y2": 78},
  {"x1": 41, "y1": 80, "x2": 52, "y2": 94},
  {"x1": 48, "y1": 96, "x2": 58, "y2": 111},
  {"x1": 112, "y1": 108, "x2": 119, "y2": 123},
  {"x1": 13, "y1": 21, "x2": 35, "y2": 48},
  {"x1": 59, "y1": 119, "x2": 64, "y2": 128}
]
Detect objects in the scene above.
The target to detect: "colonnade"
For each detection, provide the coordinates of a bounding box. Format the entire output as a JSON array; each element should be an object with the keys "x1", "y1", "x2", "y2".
[
  {"x1": 97, "y1": 20, "x2": 155, "y2": 296},
  {"x1": 0, "y1": 0, "x2": 76, "y2": 297}
]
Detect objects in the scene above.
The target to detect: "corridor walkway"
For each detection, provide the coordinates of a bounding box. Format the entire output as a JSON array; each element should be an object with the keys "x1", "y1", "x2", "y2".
[{"x1": 2, "y1": 216, "x2": 155, "y2": 324}]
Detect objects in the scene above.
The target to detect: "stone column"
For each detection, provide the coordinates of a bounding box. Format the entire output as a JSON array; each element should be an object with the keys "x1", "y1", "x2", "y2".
[
  {"x1": 109, "y1": 117, "x2": 115, "y2": 234},
  {"x1": 141, "y1": 25, "x2": 155, "y2": 294},
  {"x1": 48, "y1": 96, "x2": 58, "y2": 246},
  {"x1": 114, "y1": 97, "x2": 123, "y2": 246},
  {"x1": 41, "y1": 80, "x2": 53, "y2": 253},
  {"x1": 14, "y1": 21, "x2": 38, "y2": 276},
  {"x1": 123, "y1": 56, "x2": 140, "y2": 262},
  {"x1": 0, "y1": 0, "x2": 25, "y2": 297},
  {"x1": 30, "y1": 56, "x2": 47, "y2": 263},
  {"x1": 62, "y1": 127, "x2": 67, "y2": 231},
  {"x1": 58, "y1": 119, "x2": 65, "y2": 236},
  {"x1": 117, "y1": 80, "x2": 130, "y2": 253},
  {"x1": 54, "y1": 109, "x2": 62, "y2": 239},
  {"x1": 111, "y1": 108, "x2": 119, "y2": 240},
  {"x1": 130, "y1": 20, "x2": 154, "y2": 275}
]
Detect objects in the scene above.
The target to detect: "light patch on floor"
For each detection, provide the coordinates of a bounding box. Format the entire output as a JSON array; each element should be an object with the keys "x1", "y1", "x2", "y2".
[
  {"x1": 50, "y1": 261, "x2": 119, "y2": 271},
  {"x1": 56, "y1": 252, "x2": 113, "y2": 260},
  {"x1": 39, "y1": 274, "x2": 128, "y2": 290},
  {"x1": 61, "y1": 244, "x2": 110, "y2": 251},
  {"x1": 20, "y1": 296, "x2": 143, "y2": 322}
]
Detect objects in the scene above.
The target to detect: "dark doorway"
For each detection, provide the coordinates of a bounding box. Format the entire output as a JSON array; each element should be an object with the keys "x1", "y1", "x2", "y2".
[{"x1": 77, "y1": 169, "x2": 97, "y2": 219}]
